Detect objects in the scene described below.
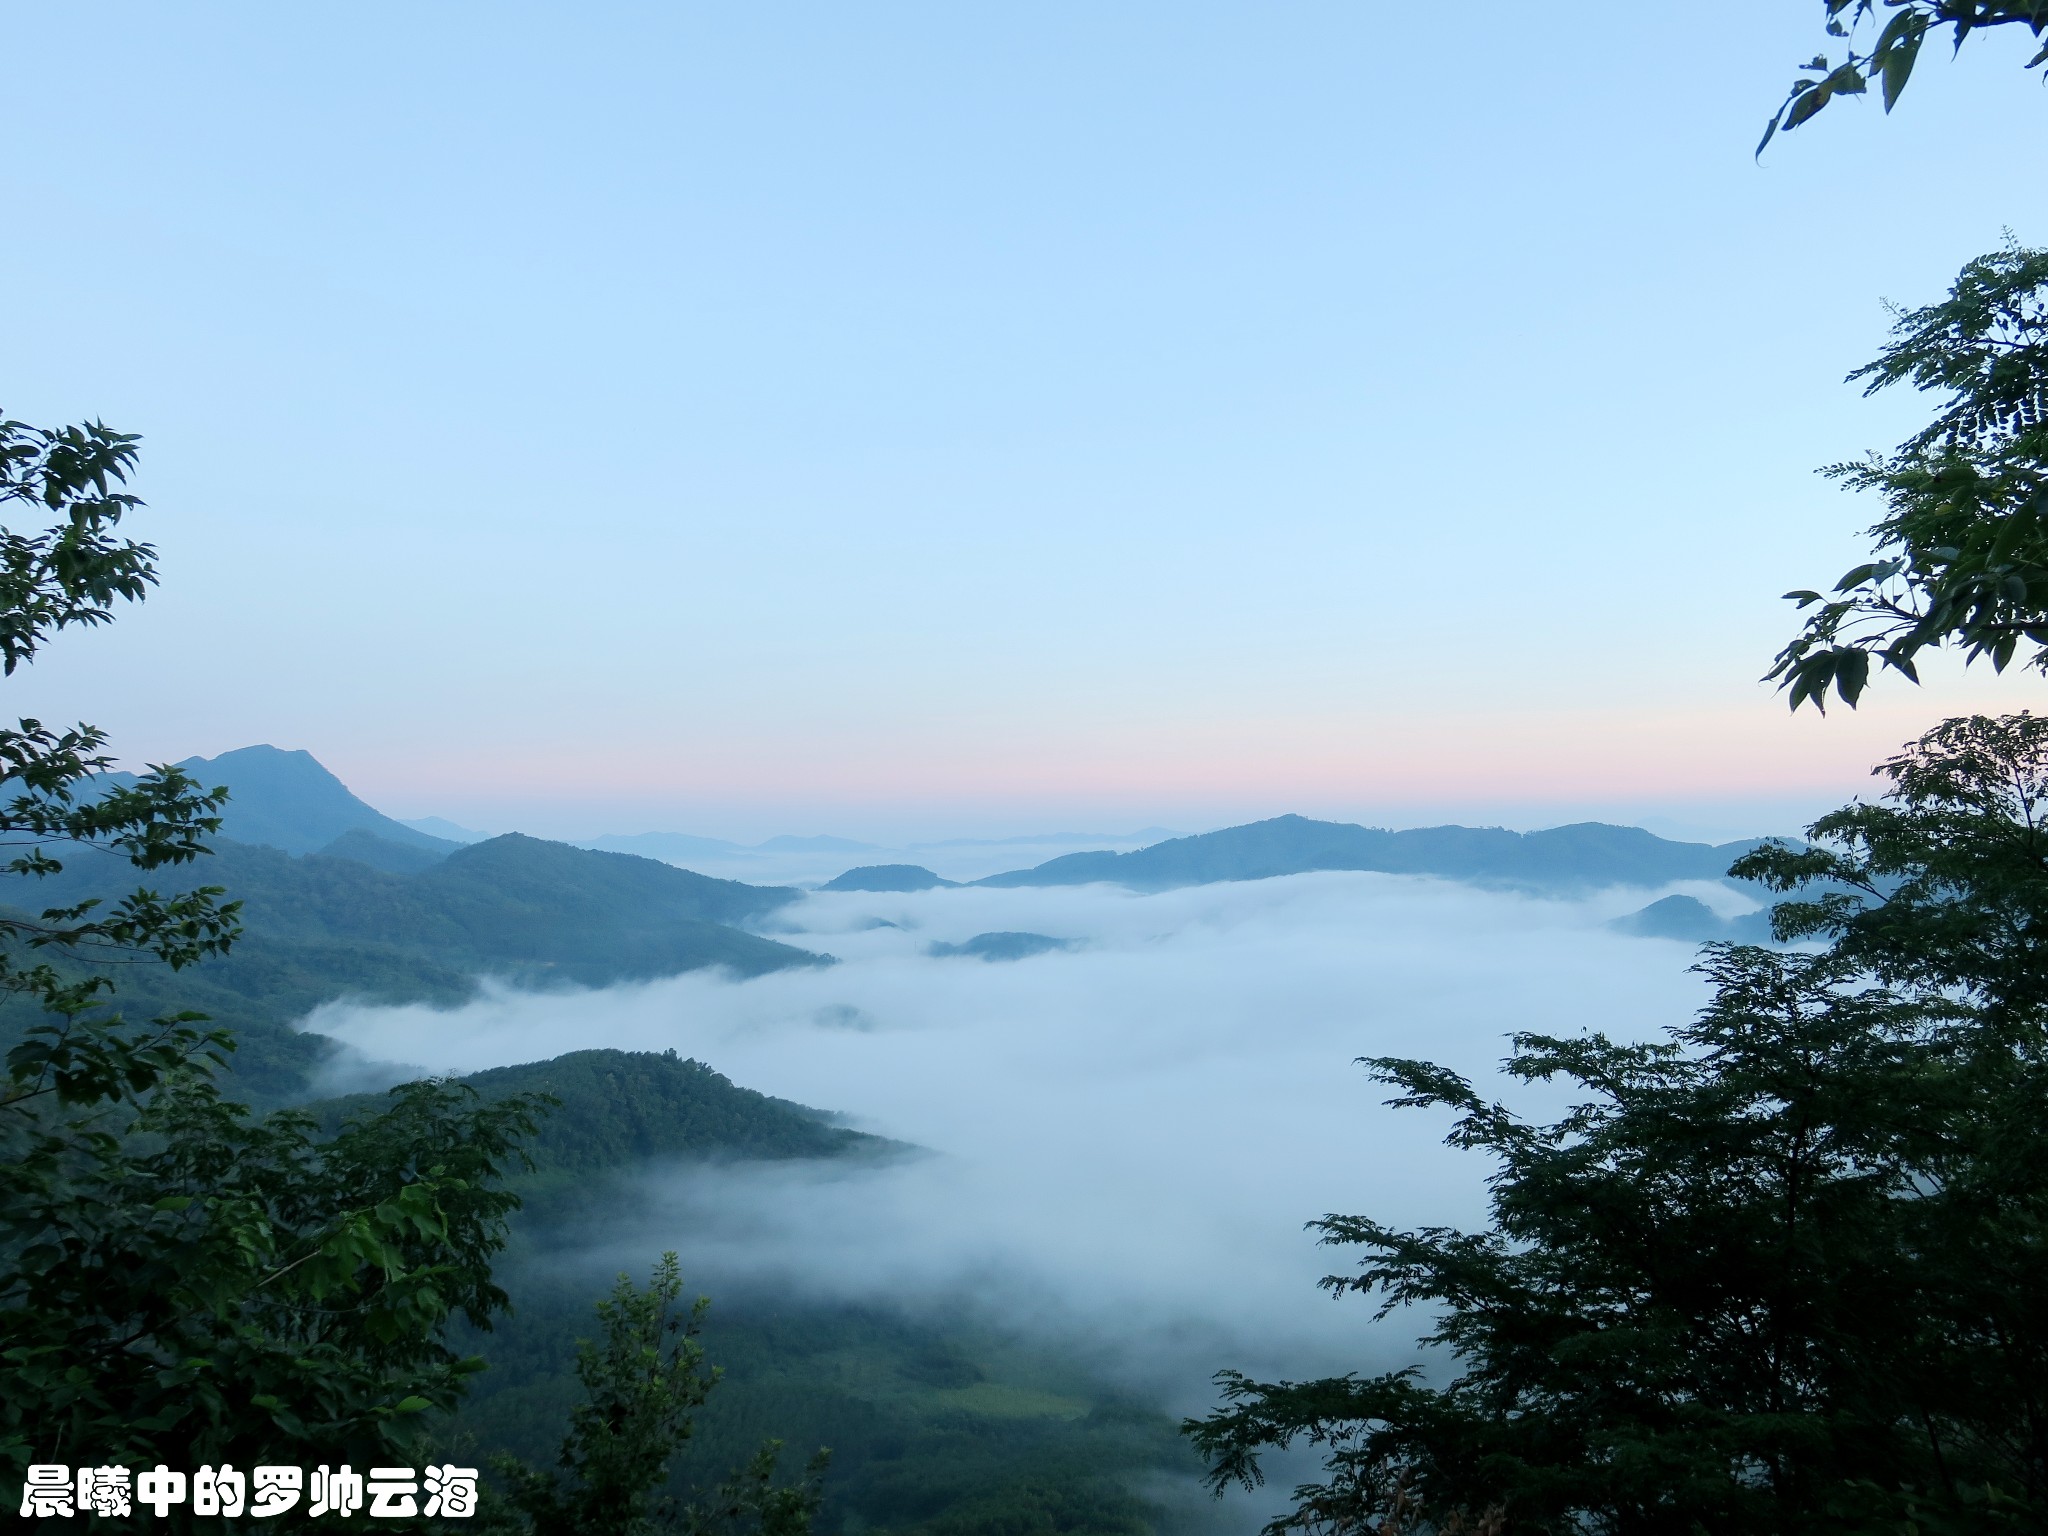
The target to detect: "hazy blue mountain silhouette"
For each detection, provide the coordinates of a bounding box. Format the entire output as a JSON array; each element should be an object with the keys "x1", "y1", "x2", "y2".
[
  {"x1": 573, "y1": 832, "x2": 877, "y2": 862},
  {"x1": 1610, "y1": 894, "x2": 1777, "y2": 944},
  {"x1": 974, "y1": 813, "x2": 1770, "y2": 892},
  {"x1": 927, "y1": 932, "x2": 1072, "y2": 961},
  {"x1": 911, "y1": 827, "x2": 1179, "y2": 850},
  {"x1": 410, "y1": 833, "x2": 798, "y2": 943},
  {"x1": 575, "y1": 831, "x2": 751, "y2": 862},
  {"x1": 399, "y1": 815, "x2": 489, "y2": 844},
  {"x1": 820, "y1": 864, "x2": 958, "y2": 892},
  {"x1": 86, "y1": 745, "x2": 458, "y2": 857}
]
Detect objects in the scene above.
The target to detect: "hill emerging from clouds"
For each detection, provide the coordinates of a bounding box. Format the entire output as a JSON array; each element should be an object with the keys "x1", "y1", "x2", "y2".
[
  {"x1": 5, "y1": 748, "x2": 826, "y2": 1101},
  {"x1": 303, "y1": 1047, "x2": 889, "y2": 1185},
  {"x1": 29, "y1": 744, "x2": 1792, "y2": 1104},
  {"x1": 966, "y1": 813, "x2": 1770, "y2": 893},
  {"x1": 820, "y1": 864, "x2": 959, "y2": 892}
]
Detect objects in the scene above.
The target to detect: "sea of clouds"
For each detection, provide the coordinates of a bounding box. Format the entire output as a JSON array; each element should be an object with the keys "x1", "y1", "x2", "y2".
[{"x1": 314, "y1": 872, "x2": 1735, "y2": 1405}]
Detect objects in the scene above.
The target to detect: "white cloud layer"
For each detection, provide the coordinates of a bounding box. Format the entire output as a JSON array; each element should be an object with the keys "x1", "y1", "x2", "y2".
[{"x1": 313, "y1": 873, "x2": 1719, "y2": 1491}]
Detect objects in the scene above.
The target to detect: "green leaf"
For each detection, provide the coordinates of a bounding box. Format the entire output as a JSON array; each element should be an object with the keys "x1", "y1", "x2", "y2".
[
  {"x1": 1834, "y1": 647, "x2": 1872, "y2": 705},
  {"x1": 1784, "y1": 83, "x2": 1833, "y2": 131},
  {"x1": 1880, "y1": 20, "x2": 1927, "y2": 110}
]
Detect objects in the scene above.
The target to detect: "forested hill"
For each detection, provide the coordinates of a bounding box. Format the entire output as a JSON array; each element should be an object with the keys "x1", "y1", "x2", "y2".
[
  {"x1": 12, "y1": 831, "x2": 803, "y2": 965},
  {"x1": 305, "y1": 1047, "x2": 888, "y2": 1179},
  {"x1": 326, "y1": 1051, "x2": 1193, "y2": 1533},
  {"x1": 0, "y1": 833, "x2": 819, "y2": 1102},
  {"x1": 971, "y1": 813, "x2": 1768, "y2": 892}
]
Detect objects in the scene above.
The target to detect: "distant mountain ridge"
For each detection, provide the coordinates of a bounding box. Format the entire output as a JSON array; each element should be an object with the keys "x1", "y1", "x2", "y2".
[
  {"x1": 7, "y1": 748, "x2": 827, "y2": 1102},
  {"x1": 966, "y1": 814, "x2": 1771, "y2": 893},
  {"x1": 400, "y1": 815, "x2": 490, "y2": 844},
  {"x1": 575, "y1": 831, "x2": 751, "y2": 861},
  {"x1": 910, "y1": 828, "x2": 1181, "y2": 850},
  {"x1": 91, "y1": 745, "x2": 460, "y2": 857},
  {"x1": 95, "y1": 746, "x2": 895, "y2": 869},
  {"x1": 573, "y1": 831, "x2": 880, "y2": 862}
]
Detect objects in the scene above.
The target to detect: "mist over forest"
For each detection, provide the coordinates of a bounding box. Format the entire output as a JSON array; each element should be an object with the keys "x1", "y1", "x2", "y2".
[
  {"x1": 270, "y1": 838, "x2": 1739, "y2": 1528},
  {"x1": 318, "y1": 871, "x2": 1727, "y2": 1389},
  {"x1": 2, "y1": 736, "x2": 1793, "y2": 1529},
  {"x1": 9, "y1": 5, "x2": 2048, "y2": 1533}
]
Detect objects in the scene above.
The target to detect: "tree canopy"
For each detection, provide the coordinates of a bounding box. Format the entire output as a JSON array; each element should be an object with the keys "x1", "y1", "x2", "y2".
[
  {"x1": 0, "y1": 411, "x2": 241, "y2": 1107},
  {"x1": 1760, "y1": 2, "x2": 2048, "y2": 154},
  {"x1": 0, "y1": 415, "x2": 560, "y2": 1521},
  {"x1": 1186, "y1": 713, "x2": 2048, "y2": 1533},
  {"x1": 1771, "y1": 242, "x2": 2048, "y2": 709}
]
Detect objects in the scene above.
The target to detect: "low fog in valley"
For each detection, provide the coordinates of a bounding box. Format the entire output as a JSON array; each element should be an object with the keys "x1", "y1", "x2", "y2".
[
  {"x1": 21, "y1": 6, "x2": 2040, "y2": 1524},
  {"x1": 317, "y1": 872, "x2": 1738, "y2": 1420}
]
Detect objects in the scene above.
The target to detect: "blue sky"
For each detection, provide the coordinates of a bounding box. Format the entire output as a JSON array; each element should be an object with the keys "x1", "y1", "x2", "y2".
[{"x1": 3, "y1": 3, "x2": 2041, "y2": 841}]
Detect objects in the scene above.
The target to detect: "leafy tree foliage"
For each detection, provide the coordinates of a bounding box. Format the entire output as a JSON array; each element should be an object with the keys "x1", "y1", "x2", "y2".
[
  {"x1": 0, "y1": 414, "x2": 557, "y2": 1522},
  {"x1": 4, "y1": 1075, "x2": 546, "y2": 1503},
  {"x1": 1733, "y1": 712, "x2": 2048, "y2": 1010},
  {"x1": 1186, "y1": 714, "x2": 2048, "y2": 1534},
  {"x1": 489, "y1": 1254, "x2": 826, "y2": 1536},
  {"x1": 0, "y1": 412, "x2": 240, "y2": 1108},
  {"x1": 1772, "y1": 242, "x2": 2048, "y2": 709},
  {"x1": 1760, "y1": 2, "x2": 2048, "y2": 154}
]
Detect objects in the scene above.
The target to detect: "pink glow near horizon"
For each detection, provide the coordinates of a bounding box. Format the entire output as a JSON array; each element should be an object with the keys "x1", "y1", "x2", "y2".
[{"x1": 327, "y1": 689, "x2": 2019, "y2": 835}]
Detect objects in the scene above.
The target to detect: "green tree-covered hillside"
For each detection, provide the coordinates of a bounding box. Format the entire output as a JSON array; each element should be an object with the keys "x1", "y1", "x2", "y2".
[
  {"x1": 305, "y1": 1048, "x2": 888, "y2": 1192},
  {"x1": 0, "y1": 833, "x2": 821, "y2": 1101},
  {"x1": 332, "y1": 1050, "x2": 1206, "y2": 1536}
]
